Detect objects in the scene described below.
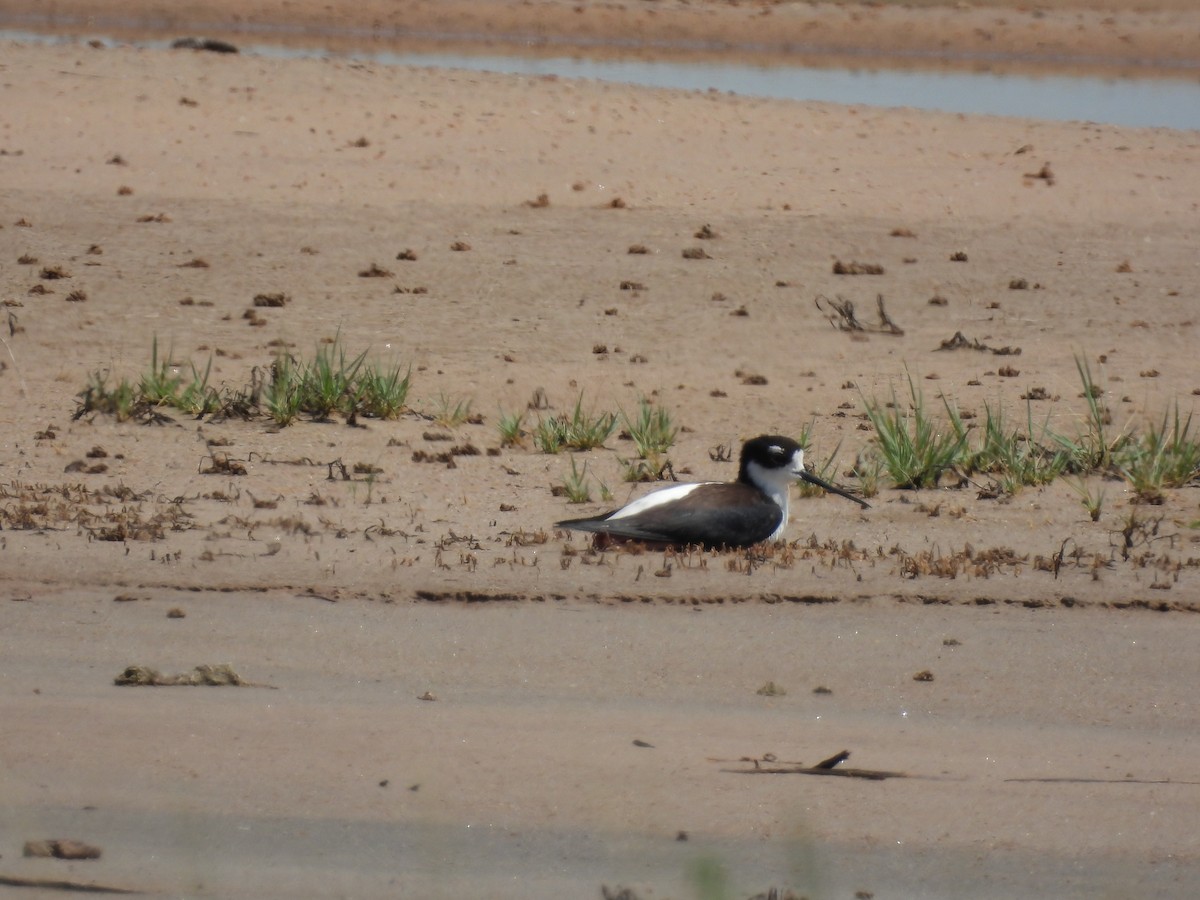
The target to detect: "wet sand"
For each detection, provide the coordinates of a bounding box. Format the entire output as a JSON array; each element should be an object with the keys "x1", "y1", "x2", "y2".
[{"x1": 1, "y1": 4, "x2": 1199, "y2": 898}]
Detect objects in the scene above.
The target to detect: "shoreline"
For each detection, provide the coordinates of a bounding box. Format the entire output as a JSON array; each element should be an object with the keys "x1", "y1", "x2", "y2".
[{"x1": 4, "y1": 0, "x2": 1200, "y2": 78}]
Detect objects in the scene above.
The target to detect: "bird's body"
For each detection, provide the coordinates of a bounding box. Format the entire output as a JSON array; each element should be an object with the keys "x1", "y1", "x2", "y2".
[{"x1": 556, "y1": 434, "x2": 869, "y2": 549}]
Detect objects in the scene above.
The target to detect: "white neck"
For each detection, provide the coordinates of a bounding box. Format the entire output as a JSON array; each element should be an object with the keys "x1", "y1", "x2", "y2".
[{"x1": 745, "y1": 457, "x2": 799, "y2": 541}]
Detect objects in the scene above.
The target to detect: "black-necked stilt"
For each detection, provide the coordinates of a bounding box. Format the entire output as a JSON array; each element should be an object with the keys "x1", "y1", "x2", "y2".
[{"x1": 555, "y1": 434, "x2": 869, "y2": 549}]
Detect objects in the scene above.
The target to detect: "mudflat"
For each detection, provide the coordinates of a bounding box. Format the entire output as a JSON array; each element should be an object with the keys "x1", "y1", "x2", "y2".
[{"x1": 1, "y1": 3, "x2": 1198, "y2": 897}]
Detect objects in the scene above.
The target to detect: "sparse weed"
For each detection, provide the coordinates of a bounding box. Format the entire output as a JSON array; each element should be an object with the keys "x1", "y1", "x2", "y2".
[
  {"x1": 429, "y1": 393, "x2": 474, "y2": 428},
  {"x1": 264, "y1": 351, "x2": 304, "y2": 426},
  {"x1": 76, "y1": 336, "x2": 413, "y2": 428},
  {"x1": 620, "y1": 456, "x2": 672, "y2": 482},
  {"x1": 621, "y1": 396, "x2": 678, "y2": 459},
  {"x1": 1051, "y1": 355, "x2": 1132, "y2": 473},
  {"x1": 851, "y1": 449, "x2": 885, "y2": 499},
  {"x1": 862, "y1": 374, "x2": 969, "y2": 489},
  {"x1": 497, "y1": 408, "x2": 526, "y2": 447},
  {"x1": 355, "y1": 360, "x2": 411, "y2": 419},
  {"x1": 300, "y1": 338, "x2": 366, "y2": 420},
  {"x1": 561, "y1": 455, "x2": 593, "y2": 503},
  {"x1": 176, "y1": 357, "x2": 220, "y2": 416},
  {"x1": 534, "y1": 393, "x2": 617, "y2": 453},
  {"x1": 1068, "y1": 477, "x2": 1106, "y2": 522},
  {"x1": 76, "y1": 370, "x2": 137, "y2": 421},
  {"x1": 968, "y1": 401, "x2": 1068, "y2": 494},
  {"x1": 139, "y1": 337, "x2": 184, "y2": 406},
  {"x1": 794, "y1": 423, "x2": 845, "y2": 499},
  {"x1": 1116, "y1": 404, "x2": 1200, "y2": 502},
  {"x1": 534, "y1": 416, "x2": 568, "y2": 454},
  {"x1": 798, "y1": 448, "x2": 846, "y2": 498},
  {"x1": 856, "y1": 359, "x2": 1197, "y2": 504}
]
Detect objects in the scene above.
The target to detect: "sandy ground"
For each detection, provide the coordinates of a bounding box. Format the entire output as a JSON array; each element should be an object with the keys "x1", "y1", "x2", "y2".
[{"x1": 1, "y1": 4, "x2": 1200, "y2": 897}]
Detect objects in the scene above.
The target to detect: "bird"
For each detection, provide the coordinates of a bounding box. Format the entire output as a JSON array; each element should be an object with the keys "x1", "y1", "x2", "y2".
[{"x1": 555, "y1": 434, "x2": 869, "y2": 549}]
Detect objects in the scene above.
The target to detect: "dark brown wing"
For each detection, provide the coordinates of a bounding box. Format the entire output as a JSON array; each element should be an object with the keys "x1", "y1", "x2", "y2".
[{"x1": 556, "y1": 482, "x2": 782, "y2": 548}]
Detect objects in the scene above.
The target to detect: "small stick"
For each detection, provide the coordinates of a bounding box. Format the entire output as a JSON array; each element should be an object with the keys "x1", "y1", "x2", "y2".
[
  {"x1": 814, "y1": 749, "x2": 851, "y2": 769},
  {"x1": 0, "y1": 874, "x2": 142, "y2": 894},
  {"x1": 876, "y1": 294, "x2": 905, "y2": 335},
  {"x1": 815, "y1": 294, "x2": 864, "y2": 331},
  {"x1": 717, "y1": 749, "x2": 907, "y2": 780},
  {"x1": 729, "y1": 765, "x2": 906, "y2": 780}
]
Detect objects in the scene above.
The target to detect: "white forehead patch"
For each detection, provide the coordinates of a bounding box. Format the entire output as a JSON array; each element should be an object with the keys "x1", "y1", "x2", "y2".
[{"x1": 607, "y1": 482, "x2": 711, "y2": 520}]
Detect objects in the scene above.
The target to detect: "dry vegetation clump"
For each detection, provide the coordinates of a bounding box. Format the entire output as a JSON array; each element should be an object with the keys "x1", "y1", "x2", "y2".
[
  {"x1": 0, "y1": 480, "x2": 191, "y2": 541},
  {"x1": 115, "y1": 664, "x2": 261, "y2": 686},
  {"x1": 832, "y1": 259, "x2": 884, "y2": 275},
  {"x1": 892, "y1": 544, "x2": 1027, "y2": 579}
]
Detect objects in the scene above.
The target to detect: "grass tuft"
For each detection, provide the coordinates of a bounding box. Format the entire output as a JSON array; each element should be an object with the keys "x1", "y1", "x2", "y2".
[
  {"x1": 534, "y1": 393, "x2": 617, "y2": 453},
  {"x1": 1116, "y1": 404, "x2": 1200, "y2": 503},
  {"x1": 264, "y1": 351, "x2": 304, "y2": 426},
  {"x1": 1050, "y1": 355, "x2": 1132, "y2": 473},
  {"x1": 621, "y1": 396, "x2": 678, "y2": 459},
  {"x1": 355, "y1": 361, "x2": 411, "y2": 419},
  {"x1": 851, "y1": 450, "x2": 885, "y2": 499},
  {"x1": 299, "y1": 338, "x2": 367, "y2": 420},
  {"x1": 428, "y1": 393, "x2": 474, "y2": 428},
  {"x1": 139, "y1": 337, "x2": 184, "y2": 407},
  {"x1": 560, "y1": 456, "x2": 594, "y2": 503},
  {"x1": 1068, "y1": 477, "x2": 1106, "y2": 522},
  {"x1": 862, "y1": 373, "x2": 969, "y2": 489},
  {"x1": 76, "y1": 370, "x2": 138, "y2": 422},
  {"x1": 497, "y1": 408, "x2": 527, "y2": 447},
  {"x1": 176, "y1": 357, "x2": 221, "y2": 416},
  {"x1": 966, "y1": 401, "x2": 1068, "y2": 495}
]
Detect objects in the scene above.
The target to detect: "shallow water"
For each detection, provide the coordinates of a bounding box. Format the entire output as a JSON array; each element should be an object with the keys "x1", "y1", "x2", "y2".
[
  {"x1": 353, "y1": 48, "x2": 1200, "y2": 131},
  {"x1": 5, "y1": 28, "x2": 1200, "y2": 130}
]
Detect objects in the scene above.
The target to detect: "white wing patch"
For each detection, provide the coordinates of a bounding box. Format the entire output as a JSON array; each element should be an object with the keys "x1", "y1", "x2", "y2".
[{"x1": 607, "y1": 483, "x2": 713, "y2": 520}]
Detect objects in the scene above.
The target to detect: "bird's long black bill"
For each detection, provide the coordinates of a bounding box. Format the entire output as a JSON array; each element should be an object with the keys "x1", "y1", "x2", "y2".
[{"x1": 801, "y1": 470, "x2": 871, "y2": 508}]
